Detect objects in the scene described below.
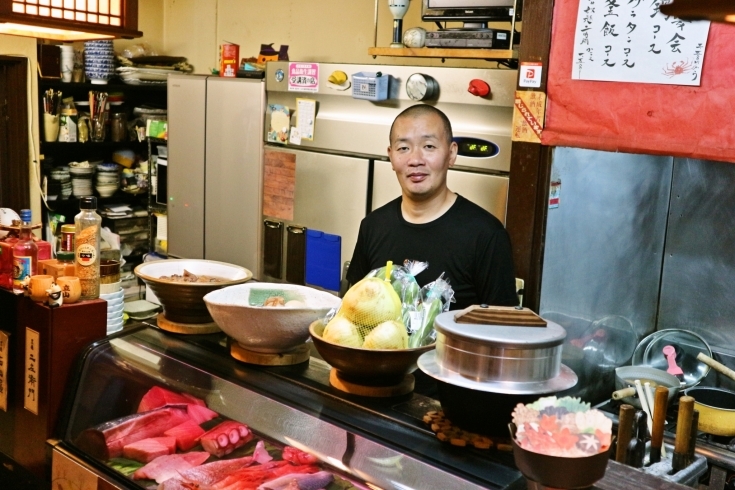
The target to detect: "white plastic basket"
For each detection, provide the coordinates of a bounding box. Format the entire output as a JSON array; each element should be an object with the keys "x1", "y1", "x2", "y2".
[{"x1": 351, "y1": 72, "x2": 390, "y2": 101}]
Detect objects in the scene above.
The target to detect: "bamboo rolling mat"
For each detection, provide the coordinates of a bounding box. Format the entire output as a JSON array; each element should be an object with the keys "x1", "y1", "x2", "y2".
[{"x1": 454, "y1": 305, "x2": 547, "y2": 327}]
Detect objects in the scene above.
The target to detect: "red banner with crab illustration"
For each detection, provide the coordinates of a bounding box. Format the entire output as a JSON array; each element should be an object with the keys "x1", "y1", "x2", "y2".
[{"x1": 542, "y1": 0, "x2": 735, "y2": 164}]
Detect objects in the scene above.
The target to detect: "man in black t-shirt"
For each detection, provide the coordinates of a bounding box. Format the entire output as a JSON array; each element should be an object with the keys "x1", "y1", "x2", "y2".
[{"x1": 346, "y1": 105, "x2": 518, "y2": 310}]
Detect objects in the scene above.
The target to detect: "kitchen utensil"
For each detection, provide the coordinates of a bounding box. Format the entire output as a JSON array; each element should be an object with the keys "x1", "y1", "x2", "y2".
[
  {"x1": 616, "y1": 404, "x2": 636, "y2": 463},
  {"x1": 687, "y1": 409, "x2": 699, "y2": 466},
  {"x1": 134, "y1": 259, "x2": 252, "y2": 325},
  {"x1": 663, "y1": 345, "x2": 685, "y2": 379},
  {"x1": 684, "y1": 386, "x2": 735, "y2": 436},
  {"x1": 626, "y1": 410, "x2": 646, "y2": 468},
  {"x1": 650, "y1": 385, "x2": 669, "y2": 464},
  {"x1": 614, "y1": 366, "x2": 681, "y2": 408},
  {"x1": 673, "y1": 395, "x2": 695, "y2": 472},
  {"x1": 204, "y1": 283, "x2": 340, "y2": 354},
  {"x1": 612, "y1": 387, "x2": 636, "y2": 400},
  {"x1": 633, "y1": 329, "x2": 711, "y2": 388},
  {"x1": 310, "y1": 320, "x2": 434, "y2": 385},
  {"x1": 696, "y1": 352, "x2": 735, "y2": 383},
  {"x1": 634, "y1": 379, "x2": 653, "y2": 436},
  {"x1": 510, "y1": 424, "x2": 611, "y2": 490}
]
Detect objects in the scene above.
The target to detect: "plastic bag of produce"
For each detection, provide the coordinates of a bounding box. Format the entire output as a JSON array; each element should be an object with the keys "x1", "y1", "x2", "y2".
[
  {"x1": 321, "y1": 260, "x2": 453, "y2": 350},
  {"x1": 407, "y1": 274, "x2": 454, "y2": 348}
]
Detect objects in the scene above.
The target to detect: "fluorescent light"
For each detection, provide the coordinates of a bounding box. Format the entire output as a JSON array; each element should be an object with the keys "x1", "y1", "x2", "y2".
[{"x1": 0, "y1": 22, "x2": 114, "y2": 40}]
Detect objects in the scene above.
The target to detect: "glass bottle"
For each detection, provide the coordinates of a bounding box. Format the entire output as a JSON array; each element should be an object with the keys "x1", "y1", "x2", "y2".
[
  {"x1": 74, "y1": 196, "x2": 102, "y2": 300},
  {"x1": 13, "y1": 209, "x2": 38, "y2": 294}
]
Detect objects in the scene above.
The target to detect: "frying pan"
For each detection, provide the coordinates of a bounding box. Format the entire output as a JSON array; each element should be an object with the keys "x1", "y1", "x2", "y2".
[
  {"x1": 613, "y1": 366, "x2": 681, "y2": 408},
  {"x1": 684, "y1": 386, "x2": 735, "y2": 436}
]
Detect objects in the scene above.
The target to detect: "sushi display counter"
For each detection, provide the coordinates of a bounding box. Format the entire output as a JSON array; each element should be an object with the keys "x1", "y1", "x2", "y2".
[{"x1": 52, "y1": 325, "x2": 525, "y2": 490}]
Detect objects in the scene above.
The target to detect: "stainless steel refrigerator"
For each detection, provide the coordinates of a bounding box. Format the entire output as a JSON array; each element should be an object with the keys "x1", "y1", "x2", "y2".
[
  {"x1": 167, "y1": 74, "x2": 264, "y2": 277},
  {"x1": 262, "y1": 61, "x2": 517, "y2": 292}
]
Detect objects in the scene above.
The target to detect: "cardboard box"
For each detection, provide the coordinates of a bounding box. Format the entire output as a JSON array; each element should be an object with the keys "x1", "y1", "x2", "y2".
[
  {"x1": 38, "y1": 259, "x2": 74, "y2": 279},
  {"x1": 219, "y1": 42, "x2": 239, "y2": 78}
]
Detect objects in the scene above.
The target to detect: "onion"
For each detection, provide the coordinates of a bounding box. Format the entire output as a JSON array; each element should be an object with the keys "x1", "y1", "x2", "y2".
[
  {"x1": 340, "y1": 277, "x2": 402, "y2": 327},
  {"x1": 362, "y1": 320, "x2": 408, "y2": 350},
  {"x1": 322, "y1": 316, "x2": 363, "y2": 347}
]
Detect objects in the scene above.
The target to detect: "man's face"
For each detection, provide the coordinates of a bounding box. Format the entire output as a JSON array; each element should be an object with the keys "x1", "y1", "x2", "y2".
[{"x1": 388, "y1": 112, "x2": 458, "y2": 203}]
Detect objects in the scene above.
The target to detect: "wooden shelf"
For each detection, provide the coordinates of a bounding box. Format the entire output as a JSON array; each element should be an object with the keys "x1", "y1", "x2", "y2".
[{"x1": 368, "y1": 47, "x2": 517, "y2": 60}]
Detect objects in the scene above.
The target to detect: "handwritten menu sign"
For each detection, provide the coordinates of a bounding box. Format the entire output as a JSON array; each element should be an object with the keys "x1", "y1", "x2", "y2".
[
  {"x1": 0, "y1": 331, "x2": 8, "y2": 412},
  {"x1": 572, "y1": 0, "x2": 710, "y2": 85},
  {"x1": 24, "y1": 328, "x2": 39, "y2": 415}
]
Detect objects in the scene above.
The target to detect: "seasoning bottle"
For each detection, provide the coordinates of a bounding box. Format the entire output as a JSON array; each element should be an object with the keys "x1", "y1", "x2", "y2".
[
  {"x1": 110, "y1": 112, "x2": 126, "y2": 142},
  {"x1": 74, "y1": 197, "x2": 102, "y2": 300},
  {"x1": 12, "y1": 209, "x2": 38, "y2": 293},
  {"x1": 57, "y1": 251, "x2": 76, "y2": 277},
  {"x1": 60, "y1": 223, "x2": 75, "y2": 252}
]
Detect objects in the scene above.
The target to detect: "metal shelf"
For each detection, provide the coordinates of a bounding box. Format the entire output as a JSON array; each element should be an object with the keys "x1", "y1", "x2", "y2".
[{"x1": 367, "y1": 47, "x2": 517, "y2": 60}]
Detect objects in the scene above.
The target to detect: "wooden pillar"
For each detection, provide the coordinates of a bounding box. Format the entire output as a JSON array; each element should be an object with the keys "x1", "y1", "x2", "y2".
[{"x1": 505, "y1": 0, "x2": 555, "y2": 312}]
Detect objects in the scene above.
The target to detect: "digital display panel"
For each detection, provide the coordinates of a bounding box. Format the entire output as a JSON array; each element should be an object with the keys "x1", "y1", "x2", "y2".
[{"x1": 453, "y1": 137, "x2": 499, "y2": 158}]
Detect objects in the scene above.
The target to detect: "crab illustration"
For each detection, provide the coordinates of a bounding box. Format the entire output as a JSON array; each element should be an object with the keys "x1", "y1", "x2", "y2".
[{"x1": 662, "y1": 60, "x2": 694, "y2": 78}]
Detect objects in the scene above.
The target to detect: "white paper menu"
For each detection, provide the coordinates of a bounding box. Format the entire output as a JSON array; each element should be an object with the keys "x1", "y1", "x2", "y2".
[{"x1": 572, "y1": 0, "x2": 710, "y2": 85}]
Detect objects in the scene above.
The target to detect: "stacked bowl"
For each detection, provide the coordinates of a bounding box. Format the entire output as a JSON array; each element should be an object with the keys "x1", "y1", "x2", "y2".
[
  {"x1": 50, "y1": 166, "x2": 71, "y2": 200},
  {"x1": 69, "y1": 163, "x2": 95, "y2": 197},
  {"x1": 100, "y1": 288, "x2": 125, "y2": 334},
  {"x1": 84, "y1": 40, "x2": 115, "y2": 84},
  {"x1": 96, "y1": 163, "x2": 120, "y2": 197}
]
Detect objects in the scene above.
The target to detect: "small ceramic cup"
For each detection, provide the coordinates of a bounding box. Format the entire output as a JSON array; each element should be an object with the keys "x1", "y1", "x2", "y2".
[
  {"x1": 29, "y1": 275, "x2": 55, "y2": 302},
  {"x1": 56, "y1": 276, "x2": 82, "y2": 304},
  {"x1": 43, "y1": 113, "x2": 60, "y2": 142}
]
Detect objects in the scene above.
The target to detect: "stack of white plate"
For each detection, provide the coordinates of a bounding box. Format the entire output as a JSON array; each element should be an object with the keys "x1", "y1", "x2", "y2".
[
  {"x1": 96, "y1": 162, "x2": 120, "y2": 197},
  {"x1": 69, "y1": 165, "x2": 95, "y2": 197},
  {"x1": 100, "y1": 288, "x2": 125, "y2": 334},
  {"x1": 50, "y1": 166, "x2": 72, "y2": 199},
  {"x1": 84, "y1": 40, "x2": 115, "y2": 85}
]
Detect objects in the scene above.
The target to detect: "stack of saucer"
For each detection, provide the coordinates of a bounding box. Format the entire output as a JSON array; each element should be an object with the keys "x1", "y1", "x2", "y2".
[
  {"x1": 49, "y1": 166, "x2": 72, "y2": 199},
  {"x1": 100, "y1": 287, "x2": 124, "y2": 334},
  {"x1": 69, "y1": 165, "x2": 95, "y2": 197},
  {"x1": 84, "y1": 40, "x2": 115, "y2": 85},
  {"x1": 96, "y1": 162, "x2": 121, "y2": 197}
]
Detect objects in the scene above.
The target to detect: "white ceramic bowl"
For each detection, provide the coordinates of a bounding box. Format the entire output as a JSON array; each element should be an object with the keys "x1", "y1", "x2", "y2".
[
  {"x1": 105, "y1": 297, "x2": 124, "y2": 308},
  {"x1": 100, "y1": 281, "x2": 122, "y2": 295},
  {"x1": 107, "y1": 302, "x2": 124, "y2": 315},
  {"x1": 100, "y1": 289, "x2": 125, "y2": 301},
  {"x1": 135, "y1": 259, "x2": 252, "y2": 324},
  {"x1": 204, "y1": 283, "x2": 341, "y2": 353}
]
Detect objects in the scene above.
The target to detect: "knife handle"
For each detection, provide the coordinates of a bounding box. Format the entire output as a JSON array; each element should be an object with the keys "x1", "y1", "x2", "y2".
[
  {"x1": 687, "y1": 409, "x2": 699, "y2": 466},
  {"x1": 673, "y1": 395, "x2": 695, "y2": 471},
  {"x1": 616, "y1": 404, "x2": 636, "y2": 463},
  {"x1": 650, "y1": 385, "x2": 669, "y2": 464}
]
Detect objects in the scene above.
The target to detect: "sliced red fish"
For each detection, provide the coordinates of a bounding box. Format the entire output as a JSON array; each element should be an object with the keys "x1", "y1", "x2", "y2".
[
  {"x1": 122, "y1": 436, "x2": 177, "y2": 463},
  {"x1": 132, "y1": 451, "x2": 210, "y2": 483},
  {"x1": 210, "y1": 461, "x2": 318, "y2": 490},
  {"x1": 198, "y1": 420, "x2": 253, "y2": 457},
  {"x1": 138, "y1": 386, "x2": 206, "y2": 412},
  {"x1": 187, "y1": 403, "x2": 219, "y2": 424},
  {"x1": 75, "y1": 405, "x2": 190, "y2": 459},
  {"x1": 164, "y1": 419, "x2": 206, "y2": 451},
  {"x1": 158, "y1": 456, "x2": 255, "y2": 490}
]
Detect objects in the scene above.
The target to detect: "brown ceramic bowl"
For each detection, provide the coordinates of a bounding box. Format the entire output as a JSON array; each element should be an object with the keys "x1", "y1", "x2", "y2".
[
  {"x1": 511, "y1": 432, "x2": 610, "y2": 489},
  {"x1": 135, "y1": 259, "x2": 252, "y2": 324},
  {"x1": 309, "y1": 320, "x2": 435, "y2": 386}
]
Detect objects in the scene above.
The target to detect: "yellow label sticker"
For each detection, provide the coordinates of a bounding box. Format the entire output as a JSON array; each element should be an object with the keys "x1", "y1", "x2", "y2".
[{"x1": 511, "y1": 91, "x2": 546, "y2": 144}]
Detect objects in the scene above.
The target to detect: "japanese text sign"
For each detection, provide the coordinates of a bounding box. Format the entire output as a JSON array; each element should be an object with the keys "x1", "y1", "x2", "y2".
[
  {"x1": 24, "y1": 328, "x2": 39, "y2": 415},
  {"x1": 572, "y1": 0, "x2": 709, "y2": 85},
  {"x1": 512, "y1": 91, "x2": 546, "y2": 144},
  {"x1": 288, "y1": 63, "x2": 319, "y2": 92}
]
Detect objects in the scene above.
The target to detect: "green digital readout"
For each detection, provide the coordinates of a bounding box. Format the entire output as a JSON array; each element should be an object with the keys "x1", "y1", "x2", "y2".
[{"x1": 456, "y1": 138, "x2": 497, "y2": 157}]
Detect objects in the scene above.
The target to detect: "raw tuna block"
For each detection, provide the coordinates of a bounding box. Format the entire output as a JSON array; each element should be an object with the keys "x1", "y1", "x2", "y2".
[
  {"x1": 122, "y1": 436, "x2": 177, "y2": 463},
  {"x1": 198, "y1": 420, "x2": 253, "y2": 457},
  {"x1": 137, "y1": 386, "x2": 206, "y2": 412},
  {"x1": 187, "y1": 403, "x2": 219, "y2": 424},
  {"x1": 132, "y1": 451, "x2": 210, "y2": 483},
  {"x1": 164, "y1": 419, "x2": 206, "y2": 451},
  {"x1": 75, "y1": 405, "x2": 190, "y2": 459}
]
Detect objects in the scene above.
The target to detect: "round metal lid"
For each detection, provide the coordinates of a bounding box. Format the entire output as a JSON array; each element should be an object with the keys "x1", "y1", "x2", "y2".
[
  {"x1": 632, "y1": 328, "x2": 711, "y2": 389},
  {"x1": 434, "y1": 310, "x2": 568, "y2": 350},
  {"x1": 418, "y1": 350, "x2": 578, "y2": 395}
]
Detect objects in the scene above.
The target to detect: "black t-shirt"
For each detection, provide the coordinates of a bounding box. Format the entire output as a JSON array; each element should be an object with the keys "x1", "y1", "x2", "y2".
[{"x1": 347, "y1": 195, "x2": 518, "y2": 310}]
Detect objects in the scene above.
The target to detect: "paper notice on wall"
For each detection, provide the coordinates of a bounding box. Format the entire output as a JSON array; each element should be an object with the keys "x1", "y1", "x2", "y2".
[
  {"x1": 572, "y1": 0, "x2": 709, "y2": 85},
  {"x1": 288, "y1": 62, "x2": 319, "y2": 92},
  {"x1": 0, "y1": 331, "x2": 9, "y2": 412},
  {"x1": 296, "y1": 98, "x2": 316, "y2": 141},
  {"x1": 24, "y1": 327, "x2": 39, "y2": 415},
  {"x1": 263, "y1": 150, "x2": 296, "y2": 221},
  {"x1": 512, "y1": 91, "x2": 546, "y2": 144}
]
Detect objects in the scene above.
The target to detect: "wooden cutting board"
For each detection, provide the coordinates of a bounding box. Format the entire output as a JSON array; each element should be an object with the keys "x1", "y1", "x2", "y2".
[{"x1": 454, "y1": 305, "x2": 547, "y2": 327}]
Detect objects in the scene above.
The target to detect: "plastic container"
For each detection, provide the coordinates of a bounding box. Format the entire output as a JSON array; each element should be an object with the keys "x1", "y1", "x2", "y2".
[
  {"x1": 351, "y1": 72, "x2": 390, "y2": 101},
  {"x1": 75, "y1": 197, "x2": 102, "y2": 300},
  {"x1": 100, "y1": 259, "x2": 121, "y2": 284},
  {"x1": 61, "y1": 224, "x2": 75, "y2": 252}
]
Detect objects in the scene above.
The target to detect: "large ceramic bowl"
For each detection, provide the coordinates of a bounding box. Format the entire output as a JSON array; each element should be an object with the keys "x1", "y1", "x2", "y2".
[
  {"x1": 135, "y1": 259, "x2": 252, "y2": 324},
  {"x1": 204, "y1": 283, "x2": 341, "y2": 353},
  {"x1": 309, "y1": 320, "x2": 435, "y2": 386}
]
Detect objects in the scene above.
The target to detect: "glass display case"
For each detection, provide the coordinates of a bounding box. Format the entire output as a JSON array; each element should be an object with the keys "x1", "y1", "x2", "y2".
[{"x1": 52, "y1": 325, "x2": 525, "y2": 490}]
